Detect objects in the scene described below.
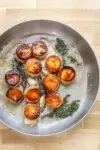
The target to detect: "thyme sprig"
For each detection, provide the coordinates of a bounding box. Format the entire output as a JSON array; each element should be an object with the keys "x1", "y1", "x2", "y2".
[
  {"x1": 55, "y1": 38, "x2": 68, "y2": 55},
  {"x1": 55, "y1": 38, "x2": 69, "y2": 65},
  {"x1": 12, "y1": 57, "x2": 27, "y2": 90}
]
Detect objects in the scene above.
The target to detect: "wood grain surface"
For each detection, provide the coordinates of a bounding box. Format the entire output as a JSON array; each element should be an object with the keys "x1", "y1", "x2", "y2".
[{"x1": 0, "y1": 0, "x2": 100, "y2": 150}]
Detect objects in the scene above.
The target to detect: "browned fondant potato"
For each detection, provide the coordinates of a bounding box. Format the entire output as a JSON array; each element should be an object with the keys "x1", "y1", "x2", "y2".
[
  {"x1": 24, "y1": 104, "x2": 40, "y2": 120},
  {"x1": 16, "y1": 44, "x2": 32, "y2": 63},
  {"x1": 45, "y1": 92, "x2": 63, "y2": 109},
  {"x1": 32, "y1": 41, "x2": 47, "y2": 59},
  {"x1": 45, "y1": 55, "x2": 61, "y2": 73},
  {"x1": 24, "y1": 87, "x2": 41, "y2": 103},
  {"x1": 6, "y1": 87, "x2": 23, "y2": 104},
  {"x1": 58, "y1": 66, "x2": 76, "y2": 84},
  {"x1": 43, "y1": 74, "x2": 59, "y2": 92},
  {"x1": 5, "y1": 70, "x2": 21, "y2": 86},
  {"x1": 25, "y1": 58, "x2": 42, "y2": 77}
]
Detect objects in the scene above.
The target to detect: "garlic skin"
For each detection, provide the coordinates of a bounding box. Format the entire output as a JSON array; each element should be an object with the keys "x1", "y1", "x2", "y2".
[
  {"x1": 42, "y1": 69, "x2": 49, "y2": 76},
  {"x1": 40, "y1": 95, "x2": 45, "y2": 108},
  {"x1": 27, "y1": 78, "x2": 39, "y2": 88},
  {"x1": 24, "y1": 118, "x2": 37, "y2": 127},
  {"x1": 19, "y1": 85, "x2": 24, "y2": 92}
]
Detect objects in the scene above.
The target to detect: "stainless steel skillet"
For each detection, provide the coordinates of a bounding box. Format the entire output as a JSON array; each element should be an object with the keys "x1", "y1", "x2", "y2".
[{"x1": 0, "y1": 20, "x2": 99, "y2": 136}]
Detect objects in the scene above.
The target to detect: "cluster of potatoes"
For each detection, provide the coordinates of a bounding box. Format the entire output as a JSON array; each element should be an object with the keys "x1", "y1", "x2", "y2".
[{"x1": 5, "y1": 41, "x2": 76, "y2": 120}]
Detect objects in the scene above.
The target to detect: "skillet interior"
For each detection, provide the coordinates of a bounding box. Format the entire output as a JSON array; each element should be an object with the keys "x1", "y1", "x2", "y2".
[{"x1": 0, "y1": 20, "x2": 99, "y2": 136}]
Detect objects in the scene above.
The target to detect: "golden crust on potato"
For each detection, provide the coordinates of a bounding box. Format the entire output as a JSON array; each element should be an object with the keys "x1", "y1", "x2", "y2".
[
  {"x1": 45, "y1": 92, "x2": 63, "y2": 109},
  {"x1": 5, "y1": 70, "x2": 21, "y2": 86},
  {"x1": 16, "y1": 44, "x2": 32, "y2": 63},
  {"x1": 24, "y1": 104, "x2": 40, "y2": 120},
  {"x1": 24, "y1": 88, "x2": 41, "y2": 103},
  {"x1": 25, "y1": 58, "x2": 42, "y2": 77},
  {"x1": 58, "y1": 66, "x2": 76, "y2": 84},
  {"x1": 32, "y1": 41, "x2": 47, "y2": 59},
  {"x1": 43, "y1": 74, "x2": 59, "y2": 92},
  {"x1": 6, "y1": 87, "x2": 23, "y2": 103},
  {"x1": 45, "y1": 55, "x2": 61, "y2": 73}
]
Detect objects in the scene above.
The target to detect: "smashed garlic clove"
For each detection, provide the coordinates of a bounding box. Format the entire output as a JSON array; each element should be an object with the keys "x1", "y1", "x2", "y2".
[
  {"x1": 24, "y1": 118, "x2": 37, "y2": 127},
  {"x1": 42, "y1": 70, "x2": 49, "y2": 76},
  {"x1": 19, "y1": 85, "x2": 24, "y2": 92},
  {"x1": 40, "y1": 95, "x2": 45, "y2": 108},
  {"x1": 40, "y1": 106, "x2": 52, "y2": 117},
  {"x1": 27, "y1": 77, "x2": 39, "y2": 88}
]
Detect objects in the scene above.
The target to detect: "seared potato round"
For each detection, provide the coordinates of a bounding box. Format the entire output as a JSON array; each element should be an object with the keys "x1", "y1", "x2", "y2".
[
  {"x1": 24, "y1": 88, "x2": 41, "y2": 103},
  {"x1": 16, "y1": 44, "x2": 32, "y2": 63},
  {"x1": 6, "y1": 87, "x2": 23, "y2": 104},
  {"x1": 25, "y1": 58, "x2": 42, "y2": 77},
  {"x1": 58, "y1": 66, "x2": 76, "y2": 84},
  {"x1": 45, "y1": 92, "x2": 63, "y2": 109},
  {"x1": 43, "y1": 74, "x2": 59, "y2": 92},
  {"x1": 5, "y1": 70, "x2": 21, "y2": 86},
  {"x1": 32, "y1": 41, "x2": 47, "y2": 59},
  {"x1": 45, "y1": 55, "x2": 61, "y2": 73},
  {"x1": 24, "y1": 104, "x2": 40, "y2": 120}
]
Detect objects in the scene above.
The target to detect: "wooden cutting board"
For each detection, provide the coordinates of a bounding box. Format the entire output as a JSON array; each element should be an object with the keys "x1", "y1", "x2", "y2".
[{"x1": 0, "y1": 1, "x2": 100, "y2": 150}]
